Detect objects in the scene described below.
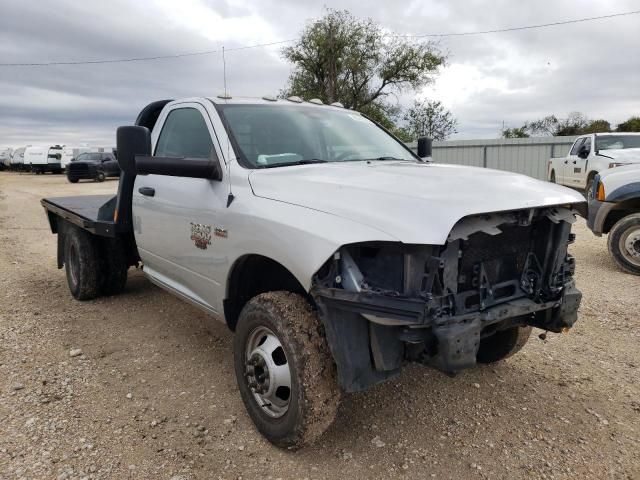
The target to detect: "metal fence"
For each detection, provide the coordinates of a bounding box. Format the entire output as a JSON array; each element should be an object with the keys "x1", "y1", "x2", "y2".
[{"x1": 407, "y1": 136, "x2": 578, "y2": 180}]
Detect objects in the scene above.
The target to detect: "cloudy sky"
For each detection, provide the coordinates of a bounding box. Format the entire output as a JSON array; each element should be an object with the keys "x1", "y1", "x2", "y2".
[{"x1": 0, "y1": 0, "x2": 638, "y2": 147}]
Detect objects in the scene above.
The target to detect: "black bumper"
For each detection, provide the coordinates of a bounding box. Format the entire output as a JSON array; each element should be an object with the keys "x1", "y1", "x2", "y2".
[
  {"x1": 67, "y1": 163, "x2": 98, "y2": 180},
  {"x1": 313, "y1": 282, "x2": 582, "y2": 392}
]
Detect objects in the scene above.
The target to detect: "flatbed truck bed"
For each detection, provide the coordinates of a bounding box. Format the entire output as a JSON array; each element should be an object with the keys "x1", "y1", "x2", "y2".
[{"x1": 41, "y1": 195, "x2": 117, "y2": 237}]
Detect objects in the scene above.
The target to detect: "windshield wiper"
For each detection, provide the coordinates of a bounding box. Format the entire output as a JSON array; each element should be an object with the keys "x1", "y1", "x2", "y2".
[
  {"x1": 258, "y1": 158, "x2": 328, "y2": 169},
  {"x1": 350, "y1": 156, "x2": 417, "y2": 162}
]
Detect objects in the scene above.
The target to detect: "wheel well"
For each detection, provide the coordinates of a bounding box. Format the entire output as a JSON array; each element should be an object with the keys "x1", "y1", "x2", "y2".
[
  {"x1": 603, "y1": 200, "x2": 640, "y2": 234},
  {"x1": 587, "y1": 171, "x2": 598, "y2": 182},
  {"x1": 224, "y1": 255, "x2": 307, "y2": 331}
]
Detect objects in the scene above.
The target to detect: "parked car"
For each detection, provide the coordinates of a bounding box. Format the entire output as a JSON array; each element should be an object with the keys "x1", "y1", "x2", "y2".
[
  {"x1": 61, "y1": 146, "x2": 93, "y2": 169},
  {"x1": 548, "y1": 133, "x2": 640, "y2": 194},
  {"x1": 587, "y1": 164, "x2": 640, "y2": 275},
  {"x1": 66, "y1": 151, "x2": 120, "y2": 183},
  {"x1": 24, "y1": 145, "x2": 64, "y2": 174},
  {"x1": 42, "y1": 97, "x2": 585, "y2": 448}
]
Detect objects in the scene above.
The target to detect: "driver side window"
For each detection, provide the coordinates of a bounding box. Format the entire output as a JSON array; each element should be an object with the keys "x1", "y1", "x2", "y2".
[
  {"x1": 569, "y1": 138, "x2": 585, "y2": 156},
  {"x1": 155, "y1": 107, "x2": 217, "y2": 160}
]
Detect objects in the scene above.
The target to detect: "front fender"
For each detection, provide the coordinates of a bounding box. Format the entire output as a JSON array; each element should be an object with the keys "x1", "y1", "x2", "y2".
[{"x1": 220, "y1": 195, "x2": 400, "y2": 297}]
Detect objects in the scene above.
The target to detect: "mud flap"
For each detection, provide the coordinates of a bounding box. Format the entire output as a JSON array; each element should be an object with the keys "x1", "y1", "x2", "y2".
[{"x1": 316, "y1": 304, "x2": 400, "y2": 393}]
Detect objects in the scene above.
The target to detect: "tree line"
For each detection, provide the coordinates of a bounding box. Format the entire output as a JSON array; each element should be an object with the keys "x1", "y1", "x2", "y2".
[
  {"x1": 502, "y1": 113, "x2": 640, "y2": 138},
  {"x1": 280, "y1": 10, "x2": 638, "y2": 143}
]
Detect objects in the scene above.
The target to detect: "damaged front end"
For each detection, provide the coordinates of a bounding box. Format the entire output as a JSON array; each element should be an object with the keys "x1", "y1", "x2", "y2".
[{"x1": 311, "y1": 206, "x2": 582, "y2": 392}]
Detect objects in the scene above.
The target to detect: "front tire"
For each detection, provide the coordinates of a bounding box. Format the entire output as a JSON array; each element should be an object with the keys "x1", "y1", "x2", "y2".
[
  {"x1": 96, "y1": 171, "x2": 106, "y2": 182},
  {"x1": 476, "y1": 325, "x2": 532, "y2": 364},
  {"x1": 68, "y1": 177, "x2": 79, "y2": 183},
  {"x1": 233, "y1": 292, "x2": 341, "y2": 449},
  {"x1": 608, "y1": 213, "x2": 640, "y2": 275}
]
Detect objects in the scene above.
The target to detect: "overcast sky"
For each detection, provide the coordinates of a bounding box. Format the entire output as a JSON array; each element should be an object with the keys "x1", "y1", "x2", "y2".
[{"x1": 0, "y1": 0, "x2": 638, "y2": 147}]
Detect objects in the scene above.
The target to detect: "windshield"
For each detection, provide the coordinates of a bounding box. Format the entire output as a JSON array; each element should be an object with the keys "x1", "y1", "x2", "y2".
[
  {"x1": 75, "y1": 153, "x2": 101, "y2": 162},
  {"x1": 216, "y1": 104, "x2": 417, "y2": 168},
  {"x1": 596, "y1": 135, "x2": 640, "y2": 151}
]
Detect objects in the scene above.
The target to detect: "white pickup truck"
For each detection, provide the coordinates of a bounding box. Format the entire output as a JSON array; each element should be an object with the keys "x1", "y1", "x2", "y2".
[
  {"x1": 42, "y1": 96, "x2": 586, "y2": 448},
  {"x1": 548, "y1": 133, "x2": 640, "y2": 194},
  {"x1": 587, "y1": 164, "x2": 640, "y2": 274}
]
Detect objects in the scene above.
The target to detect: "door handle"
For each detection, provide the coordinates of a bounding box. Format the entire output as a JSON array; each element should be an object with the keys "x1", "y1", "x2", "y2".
[
  {"x1": 138, "y1": 186, "x2": 155, "y2": 197},
  {"x1": 573, "y1": 160, "x2": 577, "y2": 164},
  {"x1": 564, "y1": 160, "x2": 568, "y2": 164}
]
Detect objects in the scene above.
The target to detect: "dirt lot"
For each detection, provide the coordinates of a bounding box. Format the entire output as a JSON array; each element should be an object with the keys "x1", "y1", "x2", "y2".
[{"x1": 0, "y1": 171, "x2": 638, "y2": 480}]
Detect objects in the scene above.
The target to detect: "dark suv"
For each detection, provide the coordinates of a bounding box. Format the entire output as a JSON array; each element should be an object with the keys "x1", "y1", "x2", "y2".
[{"x1": 67, "y1": 152, "x2": 120, "y2": 183}]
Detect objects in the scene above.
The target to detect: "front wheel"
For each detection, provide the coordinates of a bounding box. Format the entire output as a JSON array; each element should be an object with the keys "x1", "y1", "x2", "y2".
[
  {"x1": 96, "y1": 171, "x2": 106, "y2": 182},
  {"x1": 608, "y1": 213, "x2": 640, "y2": 275},
  {"x1": 233, "y1": 292, "x2": 341, "y2": 449}
]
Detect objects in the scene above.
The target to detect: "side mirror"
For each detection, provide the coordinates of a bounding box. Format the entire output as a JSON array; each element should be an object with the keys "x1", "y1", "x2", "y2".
[
  {"x1": 577, "y1": 145, "x2": 590, "y2": 159},
  {"x1": 116, "y1": 126, "x2": 151, "y2": 174},
  {"x1": 417, "y1": 136, "x2": 433, "y2": 159},
  {"x1": 135, "y1": 155, "x2": 223, "y2": 181}
]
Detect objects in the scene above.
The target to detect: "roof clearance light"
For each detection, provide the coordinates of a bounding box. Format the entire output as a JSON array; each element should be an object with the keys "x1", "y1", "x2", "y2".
[
  {"x1": 217, "y1": 93, "x2": 232, "y2": 99},
  {"x1": 262, "y1": 95, "x2": 277, "y2": 102},
  {"x1": 330, "y1": 102, "x2": 344, "y2": 108},
  {"x1": 309, "y1": 98, "x2": 323, "y2": 105},
  {"x1": 286, "y1": 96, "x2": 303, "y2": 103}
]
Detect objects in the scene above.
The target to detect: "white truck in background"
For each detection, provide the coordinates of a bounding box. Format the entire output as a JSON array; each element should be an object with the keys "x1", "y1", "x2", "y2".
[
  {"x1": 587, "y1": 164, "x2": 640, "y2": 275},
  {"x1": 548, "y1": 133, "x2": 640, "y2": 194}
]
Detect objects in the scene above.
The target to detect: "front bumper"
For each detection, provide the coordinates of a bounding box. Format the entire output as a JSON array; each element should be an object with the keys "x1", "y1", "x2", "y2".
[
  {"x1": 313, "y1": 281, "x2": 582, "y2": 391},
  {"x1": 67, "y1": 164, "x2": 99, "y2": 179}
]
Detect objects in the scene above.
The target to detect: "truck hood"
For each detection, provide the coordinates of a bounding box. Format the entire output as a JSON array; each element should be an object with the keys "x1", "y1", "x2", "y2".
[
  {"x1": 597, "y1": 148, "x2": 640, "y2": 162},
  {"x1": 248, "y1": 161, "x2": 585, "y2": 245}
]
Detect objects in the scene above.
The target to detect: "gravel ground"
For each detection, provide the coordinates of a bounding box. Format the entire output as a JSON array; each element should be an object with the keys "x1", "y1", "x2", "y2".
[{"x1": 0, "y1": 172, "x2": 639, "y2": 480}]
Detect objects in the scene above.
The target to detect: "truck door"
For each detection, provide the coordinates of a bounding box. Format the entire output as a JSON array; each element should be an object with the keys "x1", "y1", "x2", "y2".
[
  {"x1": 564, "y1": 137, "x2": 585, "y2": 186},
  {"x1": 133, "y1": 102, "x2": 228, "y2": 313},
  {"x1": 572, "y1": 135, "x2": 591, "y2": 189}
]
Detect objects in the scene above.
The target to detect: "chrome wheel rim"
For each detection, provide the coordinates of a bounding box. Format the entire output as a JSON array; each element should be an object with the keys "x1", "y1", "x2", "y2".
[
  {"x1": 245, "y1": 326, "x2": 291, "y2": 418},
  {"x1": 620, "y1": 227, "x2": 640, "y2": 267}
]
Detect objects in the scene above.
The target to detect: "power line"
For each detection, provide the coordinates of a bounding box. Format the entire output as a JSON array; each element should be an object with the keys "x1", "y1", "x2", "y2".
[
  {"x1": 397, "y1": 9, "x2": 640, "y2": 37},
  {"x1": 0, "y1": 39, "x2": 295, "y2": 67},
  {"x1": 0, "y1": 9, "x2": 638, "y2": 67}
]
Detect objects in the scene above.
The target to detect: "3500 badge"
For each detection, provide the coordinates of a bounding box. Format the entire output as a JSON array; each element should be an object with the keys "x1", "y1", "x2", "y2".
[{"x1": 190, "y1": 222, "x2": 212, "y2": 250}]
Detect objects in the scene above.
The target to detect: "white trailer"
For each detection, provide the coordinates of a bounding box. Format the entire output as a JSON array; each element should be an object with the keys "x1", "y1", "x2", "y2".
[
  {"x1": 24, "y1": 145, "x2": 64, "y2": 174},
  {"x1": 10, "y1": 147, "x2": 26, "y2": 170},
  {"x1": 0, "y1": 147, "x2": 12, "y2": 169}
]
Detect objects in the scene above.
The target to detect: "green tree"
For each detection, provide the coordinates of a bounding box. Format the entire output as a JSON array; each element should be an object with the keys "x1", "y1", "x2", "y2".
[
  {"x1": 501, "y1": 126, "x2": 529, "y2": 138},
  {"x1": 281, "y1": 9, "x2": 445, "y2": 128},
  {"x1": 400, "y1": 100, "x2": 457, "y2": 141},
  {"x1": 616, "y1": 116, "x2": 640, "y2": 132},
  {"x1": 582, "y1": 119, "x2": 611, "y2": 134}
]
